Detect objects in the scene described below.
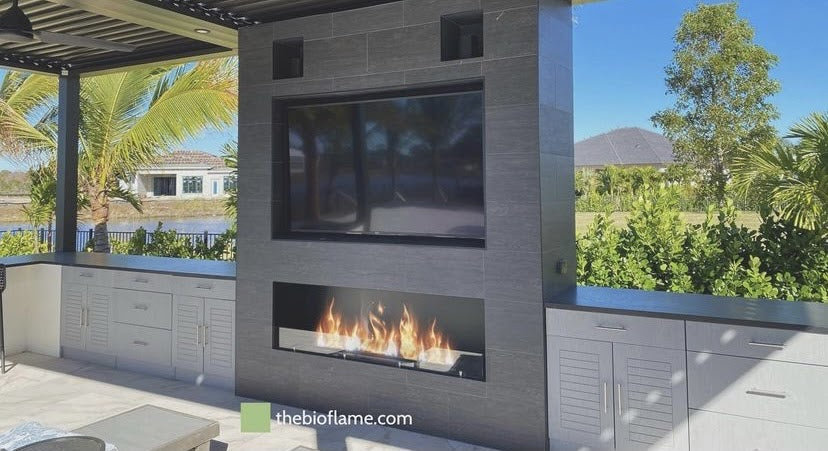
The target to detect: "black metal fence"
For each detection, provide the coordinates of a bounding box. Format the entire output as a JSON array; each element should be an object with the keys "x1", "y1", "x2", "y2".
[{"x1": 0, "y1": 228, "x2": 231, "y2": 253}]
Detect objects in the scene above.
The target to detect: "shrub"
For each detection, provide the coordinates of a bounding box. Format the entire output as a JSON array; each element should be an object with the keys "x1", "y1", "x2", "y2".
[
  {"x1": 0, "y1": 231, "x2": 42, "y2": 257},
  {"x1": 91, "y1": 222, "x2": 236, "y2": 261},
  {"x1": 577, "y1": 184, "x2": 828, "y2": 302},
  {"x1": 575, "y1": 165, "x2": 758, "y2": 212}
]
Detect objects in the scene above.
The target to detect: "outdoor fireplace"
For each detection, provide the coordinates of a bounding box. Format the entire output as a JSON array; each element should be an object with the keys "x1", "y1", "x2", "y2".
[{"x1": 273, "y1": 282, "x2": 485, "y2": 380}]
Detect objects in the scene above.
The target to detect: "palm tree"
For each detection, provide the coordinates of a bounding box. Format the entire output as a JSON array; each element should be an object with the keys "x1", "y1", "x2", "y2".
[
  {"x1": 0, "y1": 70, "x2": 57, "y2": 158},
  {"x1": 0, "y1": 58, "x2": 238, "y2": 252},
  {"x1": 733, "y1": 113, "x2": 828, "y2": 233},
  {"x1": 220, "y1": 140, "x2": 238, "y2": 227}
]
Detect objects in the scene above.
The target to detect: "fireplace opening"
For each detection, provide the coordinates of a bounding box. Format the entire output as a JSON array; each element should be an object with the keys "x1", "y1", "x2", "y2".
[{"x1": 273, "y1": 282, "x2": 485, "y2": 381}]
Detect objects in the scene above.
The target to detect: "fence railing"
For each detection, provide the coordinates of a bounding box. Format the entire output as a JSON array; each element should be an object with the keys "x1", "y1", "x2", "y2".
[{"x1": 0, "y1": 228, "x2": 232, "y2": 253}]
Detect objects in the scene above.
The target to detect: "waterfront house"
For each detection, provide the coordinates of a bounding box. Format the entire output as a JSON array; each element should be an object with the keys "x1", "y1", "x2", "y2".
[{"x1": 125, "y1": 151, "x2": 235, "y2": 199}]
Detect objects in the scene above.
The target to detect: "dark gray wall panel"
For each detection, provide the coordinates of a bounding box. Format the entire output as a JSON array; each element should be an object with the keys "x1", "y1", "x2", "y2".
[
  {"x1": 403, "y1": 0, "x2": 482, "y2": 26},
  {"x1": 236, "y1": 1, "x2": 575, "y2": 449},
  {"x1": 332, "y1": 2, "x2": 404, "y2": 35}
]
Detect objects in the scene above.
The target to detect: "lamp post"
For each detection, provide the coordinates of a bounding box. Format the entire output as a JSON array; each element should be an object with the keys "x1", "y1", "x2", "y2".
[{"x1": 0, "y1": 264, "x2": 6, "y2": 374}]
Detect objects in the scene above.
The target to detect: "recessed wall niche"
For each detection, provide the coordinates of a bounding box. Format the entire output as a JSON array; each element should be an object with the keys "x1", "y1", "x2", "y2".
[
  {"x1": 273, "y1": 38, "x2": 304, "y2": 80},
  {"x1": 441, "y1": 11, "x2": 483, "y2": 61}
]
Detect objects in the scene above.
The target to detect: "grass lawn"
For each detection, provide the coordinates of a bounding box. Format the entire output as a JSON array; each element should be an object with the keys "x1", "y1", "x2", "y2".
[
  {"x1": 0, "y1": 198, "x2": 228, "y2": 223},
  {"x1": 576, "y1": 211, "x2": 762, "y2": 236}
]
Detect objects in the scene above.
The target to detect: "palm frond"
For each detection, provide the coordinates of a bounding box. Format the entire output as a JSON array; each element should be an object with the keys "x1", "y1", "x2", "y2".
[
  {"x1": 117, "y1": 57, "x2": 237, "y2": 163},
  {"x1": 106, "y1": 184, "x2": 143, "y2": 214},
  {"x1": 734, "y1": 113, "x2": 828, "y2": 231}
]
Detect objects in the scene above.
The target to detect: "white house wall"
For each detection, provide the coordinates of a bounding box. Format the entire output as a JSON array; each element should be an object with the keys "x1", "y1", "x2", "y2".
[{"x1": 127, "y1": 167, "x2": 233, "y2": 199}]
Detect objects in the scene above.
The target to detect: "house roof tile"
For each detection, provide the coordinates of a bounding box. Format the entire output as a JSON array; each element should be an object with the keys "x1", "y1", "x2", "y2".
[
  {"x1": 575, "y1": 127, "x2": 675, "y2": 168},
  {"x1": 151, "y1": 151, "x2": 228, "y2": 170}
]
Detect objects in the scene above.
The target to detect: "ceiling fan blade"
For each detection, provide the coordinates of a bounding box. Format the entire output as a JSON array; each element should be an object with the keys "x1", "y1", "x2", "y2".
[
  {"x1": 0, "y1": 31, "x2": 35, "y2": 43},
  {"x1": 34, "y1": 31, "x2": 137, "y2": 53}
]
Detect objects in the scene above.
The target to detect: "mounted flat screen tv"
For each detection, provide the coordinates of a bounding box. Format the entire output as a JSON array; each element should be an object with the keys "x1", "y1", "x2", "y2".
[{"x1": 281, "y1": 84, "x2": 484, "y2": 245}]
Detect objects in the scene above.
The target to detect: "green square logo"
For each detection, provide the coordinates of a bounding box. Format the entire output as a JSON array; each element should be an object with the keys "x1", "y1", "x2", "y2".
[{"x1": 240, "y1": 402, "x2": 271, "y2": 433}]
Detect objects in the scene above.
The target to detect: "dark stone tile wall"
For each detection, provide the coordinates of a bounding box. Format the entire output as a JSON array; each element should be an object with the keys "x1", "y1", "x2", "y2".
[{"x1": 236, "y1": 1, "x2": 574, "y2": 449}]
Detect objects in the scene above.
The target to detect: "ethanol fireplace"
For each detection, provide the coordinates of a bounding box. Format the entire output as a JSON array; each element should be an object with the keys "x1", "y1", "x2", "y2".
[{"x1": 273, "y1": 282, "x2": 485, "y2": 380}]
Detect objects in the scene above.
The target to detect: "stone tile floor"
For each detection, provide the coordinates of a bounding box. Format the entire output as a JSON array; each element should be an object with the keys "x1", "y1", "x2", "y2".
[{"x1": 0, "y1": 353, "x2": 496, "y2": 451}]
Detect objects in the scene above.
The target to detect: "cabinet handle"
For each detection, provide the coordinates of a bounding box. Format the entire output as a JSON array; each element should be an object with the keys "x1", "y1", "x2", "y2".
[
  {"x1": 596, "y1": 324, "x2": 627, "y2": 332},
  {"x1": 79, "y1": 307, "x2": 85, "y2": 326},
  {"x1": 85, "y1": 308, "x2": 89, "y2": 326},
  {"x1": 603, "y1": 382, "x2": 608, "y2": 413},
  {"x1": 196, "y1": 283, "x2": 213, "y2": 290},
  {"x1": 746, "y1": 389, "x2": 787, "y2": 399},
  {"x1": 616, "y1": 384, "x2": 622, "y2": 416},
  {"x1": 79, "y1": 273, "x2": 93, "y2": 278},
  {"x1": 748, "y1": 340, "x2": 785, "y2": 350},
  {"x1": 134, "y1": 278, "x2": 149, "y2": 284},
  {"x1": 203, "y1": 325, "x2": 209, "y2": 346},
  {"x1": 133, "y1": 340, "x2": 148, "y2": 347},
  {"x1": 133, "y1": 304, "x2": 149, "y2": 311},
  {"x1": 196, "y1": 324, "x2": 202, "y2": 345}
]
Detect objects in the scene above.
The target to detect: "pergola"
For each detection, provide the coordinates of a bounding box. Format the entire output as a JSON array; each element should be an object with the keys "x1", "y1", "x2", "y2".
[{"x1": 0, "y1": 0, "x2": 404, "y2": 252}]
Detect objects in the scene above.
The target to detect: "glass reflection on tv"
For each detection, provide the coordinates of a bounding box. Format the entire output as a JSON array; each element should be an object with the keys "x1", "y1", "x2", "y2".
[{"x1": 286, "y1": 90, "x2": 484, "y2": 239}]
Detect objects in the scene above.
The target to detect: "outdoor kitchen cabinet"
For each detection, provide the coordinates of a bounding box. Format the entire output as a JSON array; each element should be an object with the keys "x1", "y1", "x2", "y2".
[
  {"x1": 172, "y1": 277, "x2": 236, "y2": 383},
  {"x1": 60, "y1": 267, "x2": 116, "y2": 356},
  {"x1": 686, "y1": 321, "x2": 828, "y2": 451},
  {"x1": 60, "y1": 282, "x2": 114, "y2": 355},
  {"x1": 546, "y1": 309, "x2": 689, "y2": 451},
  {"x1": 59, "y1": 264, "x2": 236, "y2": 389}
]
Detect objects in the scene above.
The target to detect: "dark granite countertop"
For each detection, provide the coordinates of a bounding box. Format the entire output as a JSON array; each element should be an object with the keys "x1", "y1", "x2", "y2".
[
  {"x1": 547, "y1": 285, "x2": 828, "y2": 333},
  {"x1": 0, "y1": 252, "x2": 235, "y2": 280}
]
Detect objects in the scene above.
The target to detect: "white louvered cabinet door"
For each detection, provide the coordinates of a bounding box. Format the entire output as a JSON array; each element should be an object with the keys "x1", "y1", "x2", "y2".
[
  {"x1": 203, "y1": 298, "x2": 235, "y2": 379},
  {"x1": 172, "y1": 295, "x2": 204, "y2": 372},
  {"x1": 613, "y1": 344, "x2": 689, "y2": 451},
  {"x1": 61, "y1": 283, "x2": 86, "y2": 349},
  {"x1": 84, "y1": 286, "x2": 113, "y2": 354},
  {"x1": 547, "y1": 336, "x2": 615, "y2": 450}
]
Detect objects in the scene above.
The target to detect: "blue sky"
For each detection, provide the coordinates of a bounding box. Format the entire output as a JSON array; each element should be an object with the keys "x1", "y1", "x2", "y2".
[
  {"x1": 1, "y1": 0, "x2": 825, "y2": 170},
  {"x1": 574, "y1": 0, "x2": 828, "y2": 141}
]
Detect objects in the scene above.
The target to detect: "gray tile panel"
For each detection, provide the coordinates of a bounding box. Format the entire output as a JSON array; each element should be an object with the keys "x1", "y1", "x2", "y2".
[
  {"x1": 483, "y1": 7, "x2": 538, "y2": 60},
  {"x1": 367, "y1": 22, "x2": 442, "y2": 73},
  {"x1": 403, "y1": 0, "x2": 482, "y2": 26},
  {"x1": 332, "y1": 2, "x2": 405, "y2": 36},
  {"x1": 234, "y1": 1, "x2": 577, "y2": 449},
  {"x1": 303, "y1": 34, "x2": 368, "y2": 79}
]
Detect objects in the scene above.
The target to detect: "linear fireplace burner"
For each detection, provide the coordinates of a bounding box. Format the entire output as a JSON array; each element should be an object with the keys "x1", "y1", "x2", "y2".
[{"x1": 273, "y1": 282, "x2": 485, "y2": 381}]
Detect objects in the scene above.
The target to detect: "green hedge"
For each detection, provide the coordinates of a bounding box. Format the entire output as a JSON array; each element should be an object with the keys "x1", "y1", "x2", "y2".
[
  {"x1": 576, "y1": 165, "x2": 760, "y2": 212},
  {"x1": 105, "y1": 223, "x2": 237, "y2": 261},
  {"x1": 577, "y1": 184, "x2": 828, "y2": 302},
  {"x1": 0, "y1": 231, "x2": 43, "y2": 257}
]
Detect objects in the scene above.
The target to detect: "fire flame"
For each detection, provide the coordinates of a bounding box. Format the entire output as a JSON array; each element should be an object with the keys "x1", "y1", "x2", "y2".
[{"x1": 316, "y1": 298, "x2": 457, "y2": 366}]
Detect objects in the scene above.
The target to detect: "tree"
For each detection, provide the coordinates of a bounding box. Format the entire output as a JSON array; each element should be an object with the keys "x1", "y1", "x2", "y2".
[
  {"x1": 0, "y1": 58, "x2": 237, "y2": 252},
  {"x1": 0, "y1": 70, "x2": 57, "y2": 158},
  {"x1": 221, "y1": 140, "x2": 238, "y2": 227},
  {"x1": 22, "y1": 163, "x2": 57, "y2": 251},
  {"x1": 652, "y1": 2, "x2": 780, "y2": 203},
  {"x1": 732, "y1": 113, "x2": 828, "y2": 234}
]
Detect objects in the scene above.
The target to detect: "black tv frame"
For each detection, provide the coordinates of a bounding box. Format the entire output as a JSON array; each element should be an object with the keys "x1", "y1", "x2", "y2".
[{"x1": 272, "y1": 81, "x2": 486, "y2": 248}]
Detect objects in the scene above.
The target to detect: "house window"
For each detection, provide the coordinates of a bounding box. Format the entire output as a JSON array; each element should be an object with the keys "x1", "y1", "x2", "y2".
[
  {"x1": 183, "y1": 176, "x2": 203, "y2": 194},
  {"x1": 153, "y1": 176, "x2": 176, "y2": 196},
  {"x1": 223, "y1": 175, "x2": 237, "y2": 192}
]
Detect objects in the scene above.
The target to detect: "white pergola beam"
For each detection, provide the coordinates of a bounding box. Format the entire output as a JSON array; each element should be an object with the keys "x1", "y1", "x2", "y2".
[{"x1": 43, "y1": 0, "x2": 238, "y2": 50}]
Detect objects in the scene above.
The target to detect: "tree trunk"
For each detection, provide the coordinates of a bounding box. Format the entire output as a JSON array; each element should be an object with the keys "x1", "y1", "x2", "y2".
[{"x1": 89, "y1": 189, "x2": 111, "y2": 253}]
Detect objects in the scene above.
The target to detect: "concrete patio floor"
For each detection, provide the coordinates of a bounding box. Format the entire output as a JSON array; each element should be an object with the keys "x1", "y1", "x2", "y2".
[{"x1": 0, "y1": 353, "x2": 496, "y2": 451}]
